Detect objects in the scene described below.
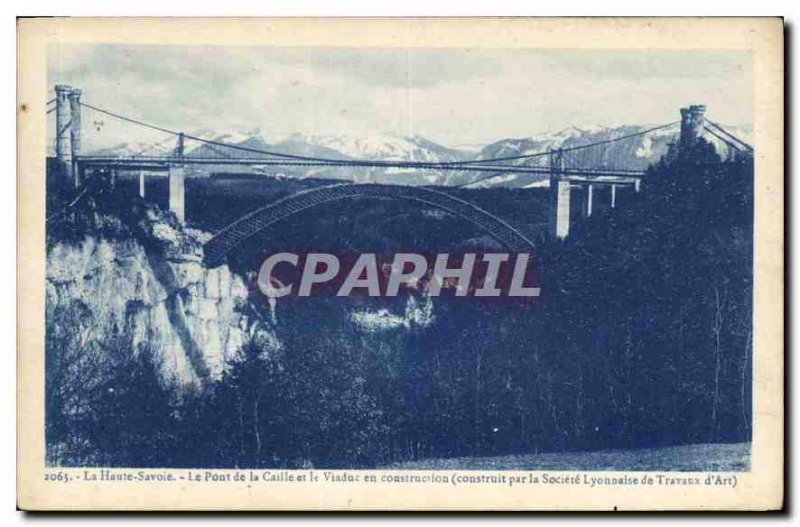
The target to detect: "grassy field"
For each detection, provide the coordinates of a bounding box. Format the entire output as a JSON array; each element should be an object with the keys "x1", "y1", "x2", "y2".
[{"x1": 389, "y1": 443, "x2": 750, "y2": 472}]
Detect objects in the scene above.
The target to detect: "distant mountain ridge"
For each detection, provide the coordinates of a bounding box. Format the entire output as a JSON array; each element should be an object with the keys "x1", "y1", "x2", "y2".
[{"x1": 86, "y1": 123, "x2": 752, "y2": 187}]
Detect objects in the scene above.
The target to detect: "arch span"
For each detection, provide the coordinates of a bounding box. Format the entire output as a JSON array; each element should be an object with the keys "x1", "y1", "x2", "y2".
[{"x1": 203, "y1": 183, "x2": 536, "y2": 266}]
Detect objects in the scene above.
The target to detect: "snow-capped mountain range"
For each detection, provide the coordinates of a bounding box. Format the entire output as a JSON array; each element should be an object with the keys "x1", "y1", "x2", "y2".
[{"x1": 87, "y1": 124, "x2": 752, "y2": 188}]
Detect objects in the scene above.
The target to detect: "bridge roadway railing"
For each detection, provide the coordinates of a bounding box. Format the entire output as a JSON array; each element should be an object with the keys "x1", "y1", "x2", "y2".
[
  {"x1": 76, "y1": 155, "x2": 647, "y2": 178},
  {"x1": 202, "y1": 183, "x2": 538, "y2": 266}
]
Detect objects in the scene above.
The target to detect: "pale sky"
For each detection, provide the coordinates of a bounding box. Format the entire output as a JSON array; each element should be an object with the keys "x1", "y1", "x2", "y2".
[{"x1": 48, "y1": 44, "x2": 752, "y2": 149}]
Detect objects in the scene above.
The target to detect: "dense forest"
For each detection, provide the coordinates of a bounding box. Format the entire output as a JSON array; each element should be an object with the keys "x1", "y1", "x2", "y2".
[{"x1": 45, "y1": 138, "x2": 753, "y2": 469}]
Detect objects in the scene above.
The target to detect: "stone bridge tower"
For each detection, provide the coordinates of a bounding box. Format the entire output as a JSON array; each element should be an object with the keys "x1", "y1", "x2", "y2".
[
  {"x1": 54, "y1": 84, "x2": 82, "y2": 188},
  {"x1": 54, "y1": 85, "x2": 73, "y2": 185},
  {"x1": 679, "y1": 104, "x2": 706, "y2": 148}
]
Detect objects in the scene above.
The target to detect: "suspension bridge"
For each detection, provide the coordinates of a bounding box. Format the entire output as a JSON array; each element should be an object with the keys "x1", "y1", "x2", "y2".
[{"x1": 47, "y1": 85, "x2": 753, "y2": 264}]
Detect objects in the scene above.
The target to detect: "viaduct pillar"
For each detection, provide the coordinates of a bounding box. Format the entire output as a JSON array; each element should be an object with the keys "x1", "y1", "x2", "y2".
[
  {"x1": 584, "y1": 184, "x2": 594, "y2": 217},
  {"x1": 548, "y1": 149, "x2": 570, "y2": 240},
  {"x1": 54, "y1": 85, "x2": 73, "y2": 185},
  {"x1": 168, "y1": 132, "x2": 186, "y2": 224},
  {"x1": 139, "y1": 170, "x2": 146, "y2": 198},
  {"x1": 169, "y1": 166, "x2": 185, "y2": 224}
]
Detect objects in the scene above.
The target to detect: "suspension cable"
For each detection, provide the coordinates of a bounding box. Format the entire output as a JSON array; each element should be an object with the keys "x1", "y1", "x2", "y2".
[
  {"x1": 705, "y1": 120, "x2": 753, "y2": 151},
  {"x1": 456, "y1": 124, "x2": 676, "y2": 188},
  {"x1": 131, "y1": 135, "x2": 182, "y2": 158},
  {"x1": 702, "y1": 125, "x2": 743, "y2": 153},
  {"x1": 79, "y1": 99, "x2": 679, "y2": 170},
  {"x1": 79, "y1": 101, "x2": 356, "y2": 163}
]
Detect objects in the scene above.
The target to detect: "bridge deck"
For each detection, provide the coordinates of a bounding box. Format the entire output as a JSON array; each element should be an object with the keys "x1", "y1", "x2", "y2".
[{"x1": 77, "y1": 156, "x2": 646, "y2": 182}]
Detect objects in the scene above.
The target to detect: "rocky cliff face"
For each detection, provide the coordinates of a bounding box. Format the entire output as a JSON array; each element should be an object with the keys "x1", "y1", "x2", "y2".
[{"x1": 46, "y1": 208, "x2": 258, "y2": 387}]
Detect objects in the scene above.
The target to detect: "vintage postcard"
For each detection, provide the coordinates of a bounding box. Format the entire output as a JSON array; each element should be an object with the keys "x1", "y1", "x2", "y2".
[{"x1": 17, "y1": 18, "x2": 783, "y2": 511}]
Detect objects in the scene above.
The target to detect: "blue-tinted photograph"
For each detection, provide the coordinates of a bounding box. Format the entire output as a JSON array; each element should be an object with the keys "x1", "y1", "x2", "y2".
[{"x1": 45, "y1": 44, "x2": 753, "y2": 471}]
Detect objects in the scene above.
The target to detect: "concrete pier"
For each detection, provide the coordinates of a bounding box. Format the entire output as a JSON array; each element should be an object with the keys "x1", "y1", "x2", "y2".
[
  {"x1": 585, "y1": 184, "x2": 594, "y2": 217},
  {"x1": 169, "y1": 165, "x2": 185, "y2": 224},
  {"x1": 550, "y1": 179, "x2": 571, "y2": 239},
  {"x1": 139, "y1": 171, "x2": 146, "y2": 198}
]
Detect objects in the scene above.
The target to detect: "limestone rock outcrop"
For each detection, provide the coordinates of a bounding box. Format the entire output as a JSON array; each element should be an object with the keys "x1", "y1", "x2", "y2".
[{"x1": 46, "y1": 210, "x2": 255, "y2": 386}]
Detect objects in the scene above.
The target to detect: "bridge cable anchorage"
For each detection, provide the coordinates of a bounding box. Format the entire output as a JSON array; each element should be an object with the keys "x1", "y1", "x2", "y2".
[
  {"x1": 78, "y1": 100, "x2": 669, "y2": 173},
  {"x1": 705, "y1": 120, "x2": 753, "y2": 152}
]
